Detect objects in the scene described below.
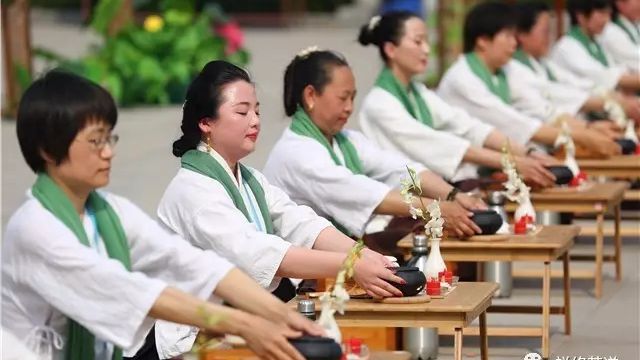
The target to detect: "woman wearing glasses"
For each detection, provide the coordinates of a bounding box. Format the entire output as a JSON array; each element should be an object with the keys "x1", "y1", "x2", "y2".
[{"x1": 2, "y1": 70, "x2": 320, "y2": 360}]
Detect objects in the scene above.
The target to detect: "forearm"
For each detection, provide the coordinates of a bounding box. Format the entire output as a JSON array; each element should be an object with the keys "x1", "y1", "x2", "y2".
[
  {"x1": 312, "y1": 226, "x2": 356, "y2": 253},
  {"x1": 214, "y1": 268, "x2": 290, "y2": 322},
  {"x1": 149, "y1": 286, "x2": 250, "y2": 336},
  {"x1": 276, "y1": 247, "x2": 346, "y2": 280},
  {"x1": 618, "y1": 73, "x2": 640, "y2": 91},
  {"x1": 418, "y1": 170, "x2": 453, "y2": 199},
  {"x1": 531, "y1": 125, "x2": 560, "y2": 146},
  {"x1": 580, "y1": 96, "x2": 606, "y2": 113},
  {"x1": 482, "y1": 129, "x2": 527, "y2": 156},
  {"x1": 374, "y1": 190, "x2": 424, "y2": 216},
  {"x1": 463, "y1": 146, "x2": 503, "y2": 169}
]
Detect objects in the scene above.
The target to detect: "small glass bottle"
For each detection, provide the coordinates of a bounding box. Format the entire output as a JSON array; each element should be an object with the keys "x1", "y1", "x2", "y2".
[{"x1": 297, "y1": 299, "x2": 316, "y2": 321}]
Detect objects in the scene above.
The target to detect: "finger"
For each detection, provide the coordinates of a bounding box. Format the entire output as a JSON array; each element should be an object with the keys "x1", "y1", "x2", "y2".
[
  {"x1": 279, "y1": 338, "x2": 305, "y2": 360},
  {"x1": 459, "y1": 219, "x2": 480, "y2": 235},
  {"x1": 371, "y1": 282, "x2": 398, "y2": 298},
  {"x1": 377, "y1": 276, "x2": 405, "y2": 297}
]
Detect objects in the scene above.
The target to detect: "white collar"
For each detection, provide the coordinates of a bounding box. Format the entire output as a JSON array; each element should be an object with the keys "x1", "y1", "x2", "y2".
[{"x1": 196, "y1": 142, "x2": 242, "y2": 187}]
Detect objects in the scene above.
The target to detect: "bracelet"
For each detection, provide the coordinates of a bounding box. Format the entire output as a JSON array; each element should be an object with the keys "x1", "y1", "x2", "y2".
[{"x1": 446, "y1": 187, "x2": 460, "y2": 201}]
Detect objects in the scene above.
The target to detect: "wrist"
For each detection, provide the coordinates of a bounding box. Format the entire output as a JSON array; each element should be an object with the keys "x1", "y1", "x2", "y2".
[{"x1": 446, "y1": 187, "x2": 460, "y2": 202}]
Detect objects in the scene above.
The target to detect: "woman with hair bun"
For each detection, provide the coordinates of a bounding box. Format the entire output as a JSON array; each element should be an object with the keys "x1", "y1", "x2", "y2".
[
  {"x1": 357, "y1": 11, "x2": 557, "y2": 187},
  {"x1": 263, "y1": 48, "x2": 485, "y2": 258},
  {"x1": 157, "y1": 60, "x2": 402, "y2": 304}
]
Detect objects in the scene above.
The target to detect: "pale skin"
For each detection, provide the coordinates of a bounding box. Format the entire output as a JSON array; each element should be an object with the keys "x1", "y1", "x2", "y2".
[
  {"x1": 197, "y1": 81, "x2": 405, "y2": 299},
  {"x1": 42, "y1": 120, "x2": 324, "y2": 360},
  {"x1": 300, "y1": 64, "x2": 485, "y2": 237},
  {"x1": 474, "y1": 27, "x2": 622, "y2": 158},
  {"x1": 517, "y1": 9, "x2": 640, "y2": 123},
  {"x1": 381, "y1": 16, "x2": 557, "y2": 188}
]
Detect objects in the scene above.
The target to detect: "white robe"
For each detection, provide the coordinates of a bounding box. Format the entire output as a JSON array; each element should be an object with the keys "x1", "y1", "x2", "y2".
[
  {"x1": 359, "y1": 82, "x2": 494, "y2": 181},
  {"x1": 157, "y1": 147, "x2": 330, "y2": 291},
  {"x1": 437, "y1": 55, "x2": 543, "y2": 145},
  {"x1": 2, "y1": 191, "x2": 234, "y2": 360},
  {"x1": 156, "y1": 147, "x2": 330, "y2": 358},
  {"x1": 550, "y1": 34, "x2": 626, "y2": 91},
  {"x1": 262, "y1": 129, "x2": 426, "y2": 238},
  {"x1": 505, "y1": 56, "x2": 590, "y2": 116},
  {"x1": 598, "y1": 18, "x2": 640, "y2": 73}
]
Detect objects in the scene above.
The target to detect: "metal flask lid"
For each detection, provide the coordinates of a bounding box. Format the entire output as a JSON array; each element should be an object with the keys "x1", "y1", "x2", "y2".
[
  {"x1": 413, "y1": 233, "x2": 428, "y2": 249},
  {"x1": 487, "y1": 191, "x2": 506, "y2": 206},
  {"x1": 297, "y1": 299, "x2": 315, "y2": 314}
]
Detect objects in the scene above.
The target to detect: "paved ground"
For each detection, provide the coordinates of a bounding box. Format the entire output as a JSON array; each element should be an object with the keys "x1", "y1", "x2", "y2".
[{"x1": 1, "y1": 7, "x2": 638, "y2": 359}]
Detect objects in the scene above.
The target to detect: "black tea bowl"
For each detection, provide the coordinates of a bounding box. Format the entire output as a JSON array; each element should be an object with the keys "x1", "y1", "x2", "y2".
[
  {"x1": 545, "y1": 165, "x2": 574, "y2": 185},
  {"x1": 471, "y1": 209, "x2": 503, "y2": 235},
  {"x1": 615, "y1": 138, "x2": 637, "y2": 155},
  {"x1": 386, "y1": 266, "x2": 426, "y2": 296},
  {"x1": 289, "y1": 335, "x2": 343, "y2": 360}
]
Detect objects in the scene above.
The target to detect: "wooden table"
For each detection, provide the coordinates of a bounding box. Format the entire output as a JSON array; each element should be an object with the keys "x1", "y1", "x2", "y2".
[
  {"x1": 290, "y1": 282, "x2": 497, "y2": 360},
  {"x1": 578, "y1": 155, "x2": 639, "y2": 179},
  {"x1": 506, "y1": 182, "x2": 627, "y2": 299},
  {"x1": 398, "y1": 225, "x2": 578, "y2": 360}
]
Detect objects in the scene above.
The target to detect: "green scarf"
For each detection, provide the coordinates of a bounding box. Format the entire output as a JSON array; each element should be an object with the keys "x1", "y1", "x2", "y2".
[
  {"x1": 289, "y1": 106, "x2": 363, "y2": 235},
  {"x1": 512, "y1": 49, "x2": 557, "y2": 82},
  {"x1": 614, "y1": 17, "x2": 640, "y2": 44},
  {"x1": 290, "y1": 106, "x2": 364, "y2": 175},
  {"x1": 374, "y1": 67, "x2": 433, "y2": 127},
  {"x1": 181, "y1": 149, "x2": 274, "y2": 234},
  {"x1": 568, "y1": 26, "x2": 609, "y2": 66},
  {"x1": 465, "y1": 52, "x2": 511, "y2": 104},
  {"x1": 31, "y1": 173, "x2": 130, "y2": 360}
]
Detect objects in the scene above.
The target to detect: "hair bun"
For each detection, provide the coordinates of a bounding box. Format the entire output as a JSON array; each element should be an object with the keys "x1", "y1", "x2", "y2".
[{"x1": 358, "y1": 16, "x2": 380, "y2": 46}]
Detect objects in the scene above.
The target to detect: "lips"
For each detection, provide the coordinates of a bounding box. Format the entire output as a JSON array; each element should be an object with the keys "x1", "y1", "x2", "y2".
[{"x1": 246, "y1": 133, "x2": 258, "y2": 142}]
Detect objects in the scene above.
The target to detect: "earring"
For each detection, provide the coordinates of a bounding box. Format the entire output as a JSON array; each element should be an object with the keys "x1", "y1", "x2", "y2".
[{"x1": 206, "y1": 136, "x2": 214, "y2": 153}]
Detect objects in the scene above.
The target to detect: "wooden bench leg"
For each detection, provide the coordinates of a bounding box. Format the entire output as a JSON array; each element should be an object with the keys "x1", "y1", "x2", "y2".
[
  {"x1": 542, "y1": 261, "x2": 551, "y2": 359},
  {"x1": 563, "y1": 252, "x2": 571, "y2": 335},
  {"x1": 595, "y1": 211, "x2": 604, "y2": 299},
  {"x1": 454, "y1": 327, "x2": 463, "y2": 360},
  {"x1": 614, "y1": 204, "x2": 622, "y2": 281},
  {"x1": 479, "y1": 312, "x2": 488, "y2": 360}
]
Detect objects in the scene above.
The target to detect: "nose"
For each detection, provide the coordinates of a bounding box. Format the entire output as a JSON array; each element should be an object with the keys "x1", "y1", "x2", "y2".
[
  {"x1": 423, "y1": 41, "x2": 431, "y2": 56},
  {"x1": 250, "y1": 110, "x2": 260, "y2": 128},
  {"x1": 100, "y1": 143, "x2": 115, "y2": 159}
]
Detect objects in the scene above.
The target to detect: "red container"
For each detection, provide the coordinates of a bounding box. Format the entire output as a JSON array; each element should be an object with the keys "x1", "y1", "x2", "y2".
[
  {"x1": 426, "y1": 279, "x2": 441, "y2": 295},
  {"x1": 444, "y1": 271, "x2": 453, "y2": 285}
]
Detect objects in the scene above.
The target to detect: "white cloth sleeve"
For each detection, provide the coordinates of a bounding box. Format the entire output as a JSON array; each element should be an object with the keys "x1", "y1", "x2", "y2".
[
  {"x1": 438, "y1": 63, "x2": 543, "y2": 145},
  {"x1": 550, "y1": 37, "x2": 626, "y2": 91},
  {"x1": 157, "y1": 170, "x2": 292, "y2": 290},
  {"x1": 359, "y1": 88, "x2": 471, "y2": 180},
  {"x1": 7, "y1": 200, "x2": 167, "y2": 351},
  {"x1": 253, "y1": 170, "x2": 332, "y2": 249}
]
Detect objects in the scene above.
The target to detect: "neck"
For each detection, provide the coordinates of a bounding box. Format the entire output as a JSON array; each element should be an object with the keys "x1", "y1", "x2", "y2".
[
  {"x1": 48, "y1": 173, "x2": 90, "y2": 215},
  {"x1": 389, "y1": 64, "x2": 412, "y2": 88},
  {"x1": 474, "y1": 51, "x2": 499, "y2": 73},
  {"x1": 576, "y1": 23, "x2": 594, "y2": 38},
  {"x1": 211, "y1": 146, "x2": 239, "y2": 180},
  {"x1": 519, "y1": 46, "x2": 538, "y2": 60}
]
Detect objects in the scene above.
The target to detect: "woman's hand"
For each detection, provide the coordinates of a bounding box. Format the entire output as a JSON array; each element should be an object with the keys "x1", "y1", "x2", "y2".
[
  {"x1": 577, "y1": 130, "x2": 622, "y2": 158},
  {"x1": 440, "y1": 201, "x2": 481, "y2": 237},
  {"x1": 514, "y1": 156, "x2": 556, "y2": 188},
  {"x1": 237, "y1": 314, "x2": 305, "y2": 360},
  {"x1": 588, "y1": 120, "x2": 623, "y2": 140},
  {"x1": 455, "y1": 193, "x2": 487, "y2": 211},
  {"x1": 353, "y1": 250, "x2": 405, "y2": 299}
]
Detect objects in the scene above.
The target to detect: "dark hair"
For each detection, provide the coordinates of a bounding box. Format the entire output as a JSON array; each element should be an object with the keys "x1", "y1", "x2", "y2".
[
  {"x1": 463, "y1": 2, "x2": 517, "y2": 53},
  {"x1": 357, "y1": 11, "x2": 420, "y2": 62},
  {"x1": 283, "y1": 50, "x2": 349, "y2": 117},
  {"x1": 567, "y1": 0, "x2": 611, "y2": 25},
  {"x1": 610, "y1": 0, "x2": 620, "y2": 21},
  {"x1": 16, "y1": 70, "x2": 117, "y2": 173},
  {"x1": 514, "y1": 1, "x2": 551, "y2": 34},
  {"x1": 173, "y1": 60, "x2": 251, "y2": 157}
]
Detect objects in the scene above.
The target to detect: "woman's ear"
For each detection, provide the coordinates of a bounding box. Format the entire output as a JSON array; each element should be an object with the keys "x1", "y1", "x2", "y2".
[
  {"x1": 198, "y1": 117, "x2": 214, "y2": 135},
  {"x1": 383, "y1": 41, "x2": 397, "y2": 61},
  {"x1": 302, "y1": 84, "x2": 317, "y2": 112},
  {"x1": 39, "y1": 148, "x2": 55, "y2": 165}
]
